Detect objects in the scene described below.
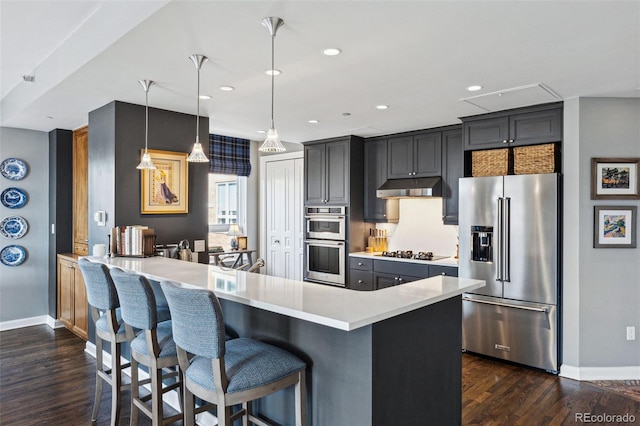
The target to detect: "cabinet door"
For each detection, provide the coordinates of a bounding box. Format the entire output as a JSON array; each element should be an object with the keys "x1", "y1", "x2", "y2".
[
  {"x1": 442, "y1": 128, "x2": 463, "y2": 225},
  {"x1": 463, "y1": 116, "x2": 509, "y2": 150},
  {"x1": 73, "y1": 267, "x2": 89, "y2": 339},
  {"x1": 58, "y1": 259, "x2": 75, "y2": 330},
  {"x1": 414, "y1": 132, "x2": 442, "y2": 177},
  {"x1": 304, "y1": 144, "x2": 326, "y2": 204},
  {"x1": 387, "y1": 136, "x2": 414, "y2": 178},
  {"x1": 374, "y1": 272, "x2": 398, "y2": 289},
  {"x1": 350, "y1": 270, "x2": 374, "y2": 291},
  {"x1": 509, "y1": 108, "x2": 562, "y2": 146},
  {"x1": 364, "y1": 139, "x2": 390, "y2": 221},
  {"x1": 325, "y1": 140, "x2": 349, "y2": 204},
  {"x1": 73, "y1": 127, "x2": 89, "y2": 255}
]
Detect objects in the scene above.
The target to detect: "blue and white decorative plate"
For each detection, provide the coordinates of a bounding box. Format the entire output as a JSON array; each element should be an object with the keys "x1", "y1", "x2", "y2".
[
  {"x1": 1, "y1": 187, "x2": 28, "y2": 209},
  {"x1": 0, "y1": 158, "x2": 28, "y2": 181},
  {"x1": 0, "y1": 216, "x2": 28, "y2": 239},
  {"x1": 0, "y1": 245, "x2": 27, "y2": 266}
]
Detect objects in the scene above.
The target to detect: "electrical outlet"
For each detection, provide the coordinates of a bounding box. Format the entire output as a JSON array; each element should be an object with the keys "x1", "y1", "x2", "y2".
[
  {"x1": 194, "y1": 239, "x2": 205, "y2": 252},
  {"x1": 627, "y1": 326, "x2": 636, "y2": 341}
]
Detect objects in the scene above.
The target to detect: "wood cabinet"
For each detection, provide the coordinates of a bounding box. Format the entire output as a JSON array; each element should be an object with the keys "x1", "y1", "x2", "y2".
[
  {"x1": 57, "y1": 254, "x2": 88, "y2": 340},
  {"x1": 363, "y1": 139, "x2": 398, "y2": 222},
  {"x1": 388, "y1": 131, "x2": 442, "y2": 179},
  {"x1": 304, "y1": 139, "x2": 349, "y2": 205},
  {"x1": 463, "y1": 103, "x2": 562, "y2": 150},
  {"x1": 72, "y1": 126, "x2": 89, "y2": 255},
  {"x1": 441, "y1": 128, "x2": 463, "y2": 225}
]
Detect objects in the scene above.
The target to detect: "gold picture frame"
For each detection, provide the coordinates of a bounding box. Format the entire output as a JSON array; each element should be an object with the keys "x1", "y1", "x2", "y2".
[{"x1": 141, "y1": 149, "x2": 188, "y2": 214}]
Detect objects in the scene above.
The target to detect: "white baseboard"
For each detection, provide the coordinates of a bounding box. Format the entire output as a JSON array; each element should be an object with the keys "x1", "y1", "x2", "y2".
[
  {"x1": 560, "y1": 364, "x2": 640, "y2": 380},
  {"x1": 0, "y1": 315, "x2": 64, "y2": 331},
  {"x1": 85, "y1": 343, "x2": 218, "y2": 426}
]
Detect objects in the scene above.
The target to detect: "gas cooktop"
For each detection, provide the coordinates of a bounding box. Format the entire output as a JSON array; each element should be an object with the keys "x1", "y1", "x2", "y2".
[{"x1": 377, "y1": 251, "x2": 448, "y2": 262}]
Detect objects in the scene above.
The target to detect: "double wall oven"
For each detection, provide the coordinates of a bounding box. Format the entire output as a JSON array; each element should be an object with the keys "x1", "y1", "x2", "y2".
[{"x1": 304, "y1": 206, "x2": 347, "y2": 286}]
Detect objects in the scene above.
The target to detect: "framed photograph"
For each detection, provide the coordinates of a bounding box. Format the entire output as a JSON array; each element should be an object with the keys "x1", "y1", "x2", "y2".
[
  {"x1": 141, "y1": 149, "x2": 188, "y2": 214},
  {"x1": 591, "y1": 158, "x2": 640, "y2": 200},
  {"x1": 594, "y1": 206, "x2": 637, "y2": 248},
  {"x1": 237, "y1": 236, "x2": 247, "y2": 251}
]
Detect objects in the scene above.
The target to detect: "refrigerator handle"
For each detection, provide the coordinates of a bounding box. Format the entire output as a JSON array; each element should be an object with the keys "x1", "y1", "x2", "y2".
[
  {"x1": 504, "y1": 197, "x2": 511, "y2": 282},
  {"x1": 496, "y1": 197, "x2": 503, "y2": 281}
]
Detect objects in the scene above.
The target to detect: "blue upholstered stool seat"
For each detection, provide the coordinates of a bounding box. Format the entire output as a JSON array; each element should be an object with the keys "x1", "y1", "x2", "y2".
[
  {"x1": 129, "y1": 320, "x2": 177, "y2": 359},
  {"x1": 94, "y1": 308, "x2": 125, "y2": 334},
  {"x1": 186, "y1": 337, "x2": 305, "y2": 394}
]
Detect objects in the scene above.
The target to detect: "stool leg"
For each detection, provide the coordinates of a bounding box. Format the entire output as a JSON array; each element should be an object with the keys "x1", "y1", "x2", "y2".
[
  {"x1": 295, "y1": 371, "x2": 306, "y2": 426},
  {"x1": 129, "y1": 356, "x2": 139, "y2": 426},
  {"x1": 151, "y1": 366, "x2": 163, "y2": 426},
  {"x1": 110, "y1": 341, "x2": 122, "y2": 426},
  {"x1": 91, "y1": 337, "x2": 104, "y2": 425}
]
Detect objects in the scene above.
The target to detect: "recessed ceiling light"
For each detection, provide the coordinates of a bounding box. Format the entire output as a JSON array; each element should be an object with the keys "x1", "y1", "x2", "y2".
[
  {"x1": 219, "y1": 86, "x2": 235, "y2": 92},
  {"x1": 257, "y1": 130, "x2": 266, "y2": 134},
  {"x1": 466, "y1": 85, "x2": 483, "y2": 92},
  {"x1": 199, "y1": 94, "x2": 212, "y2": 100},
  {"x1": 308, "y1": 119, "x2": 319, "y2": 124},
  {"x1": 265, "y1": 69, "x2": 281, "y2": 76},
  {"x1": 376, "y1": 105, "x2": 389, "y2": 110},
  {"x1": 323, "y1": 48, "x2": 342, "y2": 56},
  {"x1": 342, "y1": 112, "x2": 351, "y2": 116}
]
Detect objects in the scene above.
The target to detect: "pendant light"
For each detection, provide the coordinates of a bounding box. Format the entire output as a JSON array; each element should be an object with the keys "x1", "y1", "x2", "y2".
[
  {"x1": 259, "y1": 17, "x2": 286, "y2": 153},
  {"x1": 187, "y1": 54, "x2": 209, "y2": 162},
  {"x1": 136, "y1": 79, "x2": 156, "y2": 170}
]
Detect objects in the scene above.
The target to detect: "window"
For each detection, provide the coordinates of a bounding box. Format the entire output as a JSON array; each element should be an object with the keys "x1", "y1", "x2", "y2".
[{"x1": 216, "y1": 181, "x2": 237, "y2": 224}]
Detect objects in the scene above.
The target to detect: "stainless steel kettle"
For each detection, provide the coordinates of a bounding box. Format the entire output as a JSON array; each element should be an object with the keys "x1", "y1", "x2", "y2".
[{"x1": 178, "y1": 239, "x2": 193, "y2": 261}]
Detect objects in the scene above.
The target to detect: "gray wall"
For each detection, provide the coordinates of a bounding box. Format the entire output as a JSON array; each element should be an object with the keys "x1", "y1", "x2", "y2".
[
  {"x1": 88, "y1": 101, "x2": 209, "y2": 251},
  {"x1": 563, "y1": 97, "x2": 640, "y2": 370},
  {"x1": 0, "y1": 127, "x2": 50, "y2": 323}
]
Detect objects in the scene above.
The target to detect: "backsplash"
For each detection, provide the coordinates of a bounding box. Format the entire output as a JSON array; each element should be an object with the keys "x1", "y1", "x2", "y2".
[{"x1": 375, "y1": 198, "x2": 458, "y2": 256}]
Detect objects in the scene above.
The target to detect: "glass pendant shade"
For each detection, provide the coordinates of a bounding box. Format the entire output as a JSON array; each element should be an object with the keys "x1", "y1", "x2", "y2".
[
  {"x1": 187, "y1": 54, "x2": 209, "y2": 163},
  {"x1": 187, "y1": 139, "x2": 208, "y2": 162},
  {"x1": 260, "y1": 127, "x2": 286, "y2": 152},
  {"x1": 259, "y1": 17, "x2": 286, "y2": 153},
  {"x1": 136, "y1": 79, "x2": 156, "y2": 170}
]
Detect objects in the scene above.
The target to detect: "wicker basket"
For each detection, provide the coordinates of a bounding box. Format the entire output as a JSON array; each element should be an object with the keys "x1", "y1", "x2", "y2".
[
  {"x1": 513, "y1": 143, "x2": 559, "y2": 175},
  {"x1": 472, "y1": 148, "x2": 511, "y2": 177}
]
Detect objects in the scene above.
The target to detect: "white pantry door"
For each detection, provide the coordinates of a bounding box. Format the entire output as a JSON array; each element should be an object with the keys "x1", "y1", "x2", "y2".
[{"x1": 261, "y1": 153, "x2": 304, "y2": 280}]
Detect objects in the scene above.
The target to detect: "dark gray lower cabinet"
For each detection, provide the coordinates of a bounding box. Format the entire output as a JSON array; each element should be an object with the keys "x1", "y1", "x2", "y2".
[{"x1": 349, "y1": 257, "x2": 458, "y2": 290}]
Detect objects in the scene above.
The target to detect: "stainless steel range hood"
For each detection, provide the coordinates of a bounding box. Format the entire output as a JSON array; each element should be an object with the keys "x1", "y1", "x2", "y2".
[{"x1": 376, "y1": 177, "x2": 443, "y2": 199}]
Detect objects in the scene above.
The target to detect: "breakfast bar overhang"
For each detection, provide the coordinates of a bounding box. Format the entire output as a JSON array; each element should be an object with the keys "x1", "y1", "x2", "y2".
[{"x1": 88, "y1": 256, "x2": 484, "y2": 425}]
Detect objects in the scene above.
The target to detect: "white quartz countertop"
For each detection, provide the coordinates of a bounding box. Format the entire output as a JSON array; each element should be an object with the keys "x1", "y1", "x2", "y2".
[
  {"x1": 350, "y1": 252, "x2": 460, "y2": 267},
  {"x1": 87, "y1": 256, "x2": 482, "y2": 331}
]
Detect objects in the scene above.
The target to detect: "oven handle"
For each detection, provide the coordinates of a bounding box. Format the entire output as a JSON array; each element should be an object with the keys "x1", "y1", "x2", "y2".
[
  {"x1": 304, "y1": 240, "x2": 345, "y2": 247},
  {"x1": 304, "y1": 215, "x2": 345, "y2": 220}
]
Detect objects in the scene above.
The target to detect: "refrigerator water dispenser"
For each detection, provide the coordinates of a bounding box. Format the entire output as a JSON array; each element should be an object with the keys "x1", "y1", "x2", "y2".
[{"x1": 471, "y1": 226, "x2": 493, "y2": 262}]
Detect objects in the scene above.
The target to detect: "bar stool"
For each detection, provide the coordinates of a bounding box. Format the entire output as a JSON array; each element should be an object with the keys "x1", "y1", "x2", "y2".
[
  {"x1": 160, "y1": 280, "x2": 307, "y2": 426},
  {"x1": 110, "y1": 268, "x2": 183, "y2": 426},
  {"x1": 77, "y1": 259, "x2": 129, "y2": 426}
]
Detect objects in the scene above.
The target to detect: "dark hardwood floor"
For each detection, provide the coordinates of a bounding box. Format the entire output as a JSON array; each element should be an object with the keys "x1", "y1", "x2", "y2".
[{"x1": 1, "y1": 325, "x2": 639, "y2": 425}]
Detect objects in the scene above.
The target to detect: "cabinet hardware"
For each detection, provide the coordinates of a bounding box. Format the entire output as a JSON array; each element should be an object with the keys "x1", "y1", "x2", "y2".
[
  {"x1": 358, "y1": 262, "x2": 363, "y2": 266},
  {"x1": 358, "y1": 280, "x2": 363, "y2": 284}
]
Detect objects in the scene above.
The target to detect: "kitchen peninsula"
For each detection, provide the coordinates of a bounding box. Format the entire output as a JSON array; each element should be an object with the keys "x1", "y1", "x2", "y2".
[{"x1": 88, "y1": 256, "x2": 484, "y2": 425}]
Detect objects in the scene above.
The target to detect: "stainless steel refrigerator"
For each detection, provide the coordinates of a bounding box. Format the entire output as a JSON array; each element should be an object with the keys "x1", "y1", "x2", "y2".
[{"x1": 459, "y1": 173, "x2": 560, "y2": 373}]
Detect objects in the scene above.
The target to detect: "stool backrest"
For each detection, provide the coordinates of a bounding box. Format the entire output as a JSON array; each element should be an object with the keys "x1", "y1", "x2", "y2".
[
  {"x1": 78, "y1": 259, "x2": 119, "y2": 311},
  {"x1": 160, "y1": 280, "x2": 226, "y2": 359},
  {"x1": 110, "y1": 269, "x2": 158, "y2": 330}
]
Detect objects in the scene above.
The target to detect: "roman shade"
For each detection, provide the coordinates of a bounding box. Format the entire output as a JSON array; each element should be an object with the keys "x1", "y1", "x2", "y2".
[{"x1": 209, "y1": 134, "x2": 252, "y2": 177}]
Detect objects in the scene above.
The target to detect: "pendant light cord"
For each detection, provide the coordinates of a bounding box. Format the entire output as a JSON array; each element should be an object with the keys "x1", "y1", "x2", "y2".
[
  {"x1": 271, "y1": 34, "x2": 275, "y2": 129},
  {"x1": 145, "y1": 88, "x2": 149, "y2": 151},
  {"x1": 196, "y1": 65, "x2": 201, "y2": 143}
]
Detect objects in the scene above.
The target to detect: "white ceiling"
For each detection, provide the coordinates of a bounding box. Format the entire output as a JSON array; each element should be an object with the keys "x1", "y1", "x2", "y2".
[{"x1": 1, "y1": 1, "x2": 639, "y2": 144}]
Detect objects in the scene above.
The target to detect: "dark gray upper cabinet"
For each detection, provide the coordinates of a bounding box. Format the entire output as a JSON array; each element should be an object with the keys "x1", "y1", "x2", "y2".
[
  {"x1": 304, "y1": 139, "x2": 349, "y2": 205},
  {"x1": 441, "y1": 127, "x2": 463, "y2": 225},
  {"x1": 388, "y1": 131, "x2": 442, "y2": 178},
  {"x1": 462, "y1": 103, "x2": 562, "y2": 150},
  {"x1": 303, "y1": 136, "x2": 364, "y2": 206},
  {"x1": 364, "y1": 139, "x2": 391, "y2": 222}
]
